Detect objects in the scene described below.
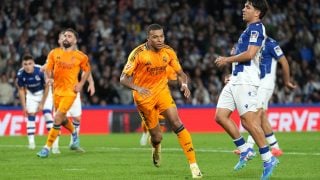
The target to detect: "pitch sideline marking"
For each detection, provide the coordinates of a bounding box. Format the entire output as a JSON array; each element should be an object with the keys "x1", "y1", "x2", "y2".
[
  {"x1": 0, "y1": 144, "x2": 319, "y2": 156},
  {"x1": 96, "y1": 147, "x2": 320, "y2": 156},
  {"x1": 62, "y1": 168, "x2": 86, "y2": 171}
]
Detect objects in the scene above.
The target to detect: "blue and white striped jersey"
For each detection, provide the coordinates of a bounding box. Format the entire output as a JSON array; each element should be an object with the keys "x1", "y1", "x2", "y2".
[
  {"x1": 230, "y1": 21, "x2": 266, "y2": 86},
  {"x1": 259, "y1": 37, "x2": 284, "y2": 89},
  {"x1": 17, "y1": 65, "x2": 45, "y2": 93}
]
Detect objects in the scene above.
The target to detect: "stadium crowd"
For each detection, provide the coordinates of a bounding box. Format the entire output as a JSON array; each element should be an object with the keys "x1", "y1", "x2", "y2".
[{"x1": 0, "y1": 0, "x2": 319, "y2": 106}]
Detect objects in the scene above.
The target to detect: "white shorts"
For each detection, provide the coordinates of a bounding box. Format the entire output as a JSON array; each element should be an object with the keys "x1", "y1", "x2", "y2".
[
  {"x1": 217, "y1": 83, "x2": 258, "y2": 116},
  {"x1": 26, "y1": 90, "x2": 44, "y2": 113},
  {"x1": 67, "y1": 92, "x2": 82, "y2": 117},
  {"x1": 43, "y1": 87, "x2": 53, "y2": 110},
  {"x1": 257, "y1": 87, "x2": 273, "y2": 110}
]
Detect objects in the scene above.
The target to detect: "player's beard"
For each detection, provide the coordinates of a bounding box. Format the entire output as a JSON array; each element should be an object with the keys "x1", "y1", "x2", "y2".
[{"x1": 63, "y1": 41, "x2": 72, "y2": 48}]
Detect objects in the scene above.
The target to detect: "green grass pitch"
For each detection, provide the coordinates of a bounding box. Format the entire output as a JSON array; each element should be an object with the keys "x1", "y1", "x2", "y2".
[{"x1": 0, "y1": 132, "x2": 319, "y2": 179}]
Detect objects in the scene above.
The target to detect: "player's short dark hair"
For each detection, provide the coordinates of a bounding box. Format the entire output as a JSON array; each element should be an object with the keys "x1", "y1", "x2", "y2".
[
  {"x1": 146, "y1": 24, "x2": 163, "y2": 36},
  {"x1": 247, "y1": 0, "x2": 269, "y2": 19},
  {"x1": 22, "y1": 54, "x2": 34, "y2": 62},
  {"x1": 64, "y1": 28, "x2": 79, "y2": 40}
]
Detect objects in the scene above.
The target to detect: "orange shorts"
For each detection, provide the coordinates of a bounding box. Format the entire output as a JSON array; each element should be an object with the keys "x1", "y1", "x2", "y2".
[
  {"x1": 54, "y1": 94, "x2": 76, "y2": 114},
  {"x1": 135, "y1": 87, "x2": 175, "y2": 129}
]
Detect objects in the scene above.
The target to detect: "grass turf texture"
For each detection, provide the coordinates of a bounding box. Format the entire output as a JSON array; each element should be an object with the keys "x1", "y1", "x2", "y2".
[{"x1": 0, "y1": 132, "x2": 319, "y2": 179}]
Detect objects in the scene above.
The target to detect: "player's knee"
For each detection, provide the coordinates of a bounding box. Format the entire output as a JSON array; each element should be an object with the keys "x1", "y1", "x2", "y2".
[
  {"x1": 73, "y1": 116, "x2": 81, "y2": 122},
  {"x1": 241, "y1": 116, "x2": 257, "y2": 131},
  {"x1": 168, "y1": 118, "x2": 182, "y2": 130},
  {"x1": 150, "y1": 133, "x2": 162, "y2": 145},
  {"x1": 28, "y1": 112, "x2": 36, "y2": 116},
  {"x1": 54, "y1": 112, "x2": 66, "y2": 125},
  {"x1": 215, "y1": 108, "x2": 232, "y2": 125}
]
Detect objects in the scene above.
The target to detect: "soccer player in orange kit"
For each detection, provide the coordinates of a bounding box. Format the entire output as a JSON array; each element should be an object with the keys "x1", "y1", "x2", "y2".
[
  {"x1": 120, "y1": 24, "x2": 202, "y2": 179},
  {"x1": 37, "y1": 28, "x2": 91, "y2": 158}
]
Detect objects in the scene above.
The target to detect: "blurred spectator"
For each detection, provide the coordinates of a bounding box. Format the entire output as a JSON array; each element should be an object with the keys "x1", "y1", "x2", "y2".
[
  {"x1": 192, "y1": 79, "x2": 210, "y2": 105},
  {"x1": 303, "y1": 74, "x2": 320, "y2": 102},
  {"x1": 0, "y1": 73, "x2": 15, "y2": 106}
]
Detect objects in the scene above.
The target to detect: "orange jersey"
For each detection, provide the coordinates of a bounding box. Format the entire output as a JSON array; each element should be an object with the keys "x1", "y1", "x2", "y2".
[
  {"x1": 122, "y1": 43, "x2": 181, "y2": 96},
  {"x1": 46, "y1": 48, "x2": 90, "y2": 96}
]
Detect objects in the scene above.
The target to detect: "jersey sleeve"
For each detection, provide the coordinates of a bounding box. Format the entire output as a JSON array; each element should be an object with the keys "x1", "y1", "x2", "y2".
[
  {"x1": 80, "y1": 54, "x2": 91, "y2": 72},
  {"x1": 248, "y1": 24, "x2": 265, "y2": 47},
  {"x1": 167, "y1": 49, "x2": 182, "y2": 73},
  {"x1": 16, "y1": 72, "x2": 24, "y2": 87},
  {"x1": 122, "y1": 50, "x2": 138, "y2": 76},
  {"x1": 46, "y1": 49, "x2": 55, "y2": 71},
  {"x1": 270, "y1": 44, "x2": 284, "y2": 61}
]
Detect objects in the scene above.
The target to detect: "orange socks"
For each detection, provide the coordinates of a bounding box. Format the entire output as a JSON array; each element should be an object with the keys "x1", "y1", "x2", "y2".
[
  {"x1": 45, "y1": 118, "x2": 75, "y2": 149},
  {"x1": 46, "y1": 125, "x2": 60, "y2": 148},
  {"x1": 176, "y1": 128, "x2": 196, "y2": 164},
  {"x1": 62, "y1": 118, "x2": 75, "y2": 133}
]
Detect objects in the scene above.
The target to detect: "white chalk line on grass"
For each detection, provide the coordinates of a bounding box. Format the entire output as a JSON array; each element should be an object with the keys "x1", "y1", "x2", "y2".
[
  {"x1": 0, "y1": 144, "x2": 319, "y2": 156},
  {"x1": 62, "y1": 168, "x2": 86, "y2": 171}
]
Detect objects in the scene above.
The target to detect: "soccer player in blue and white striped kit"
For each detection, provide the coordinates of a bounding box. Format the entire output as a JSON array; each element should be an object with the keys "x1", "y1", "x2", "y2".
[
  {"x1": 234, "y1": 37, "x2": 296, "y2": 157},
  {"x1": 214, "y1": 0, "x2": 278, "y2": 179},
  {"x1": 17, "y1": 54, "x2": 59, "y2": 151}
]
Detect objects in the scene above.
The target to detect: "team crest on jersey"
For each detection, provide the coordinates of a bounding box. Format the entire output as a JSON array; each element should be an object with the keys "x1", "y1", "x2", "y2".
[
  {"x1": 35, "y1": 75, "x2": 40, "y2": 81},
  {"x1": 23, "y1": 77, "x2": 26, "y2": 82},
  {"x1": 274, "y1": 46, "x2": 283, "y2": 56},
  {"x1": 163, "y1": 56, "x2": 167, "y2": 63},
  {"x1": 249, "y1": 31, "x2": 259, "y2": 42},
  {"x1": 145, "y1": 61, "x2": 151, "y2": 66},
  {"x1": 57, "y1": 56, "x2": 61, "y2": 60}
]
